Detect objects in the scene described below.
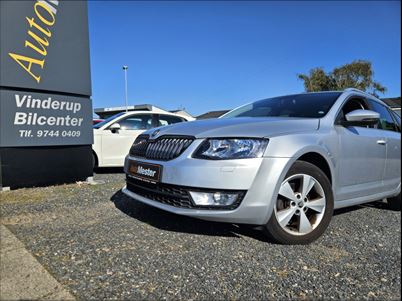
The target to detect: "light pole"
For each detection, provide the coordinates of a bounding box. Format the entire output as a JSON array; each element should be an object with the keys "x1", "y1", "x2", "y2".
[{"x1": 122, "y1": 65, "x2": 128, "y2": 112}]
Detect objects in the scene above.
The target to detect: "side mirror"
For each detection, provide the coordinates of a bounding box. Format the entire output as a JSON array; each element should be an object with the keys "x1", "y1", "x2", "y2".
[
  {"x1": 109, "y1": 123, "x2": 121, "y2": 133},
  {"x1": 341, "y1": 109, "x2": 380, "y2": 127}
]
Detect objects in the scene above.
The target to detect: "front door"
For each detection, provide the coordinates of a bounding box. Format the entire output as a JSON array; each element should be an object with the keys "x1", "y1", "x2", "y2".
[
  {"x1": 335, "y1": 97, "x2": 386, "y2": 201},
  {"x1": 101, "y1": 114, "x2": 154, "y2": 166}
]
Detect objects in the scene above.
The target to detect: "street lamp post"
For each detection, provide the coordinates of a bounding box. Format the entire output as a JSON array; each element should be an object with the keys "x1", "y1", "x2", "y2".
[{"x1": 122, "y1": 65, "x2": 128, "y2": 112}]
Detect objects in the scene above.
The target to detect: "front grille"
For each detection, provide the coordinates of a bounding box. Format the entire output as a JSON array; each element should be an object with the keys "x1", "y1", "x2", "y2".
[
  {"x1": 129, "y1": 135, "x2": 194, "y2": 161},
  {"x1": 126, "y1": 176, "x2": 245, "y2": 210}
]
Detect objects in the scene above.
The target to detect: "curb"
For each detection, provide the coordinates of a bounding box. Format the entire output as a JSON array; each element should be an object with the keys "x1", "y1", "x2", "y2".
[{"x1": 0, "y1": 225, "x2": 75, "y2": 300}]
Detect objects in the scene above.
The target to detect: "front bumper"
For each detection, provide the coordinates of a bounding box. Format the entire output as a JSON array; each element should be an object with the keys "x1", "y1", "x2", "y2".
[
  {"x1": 122, "y1": 144, "x2": 292, "y2": 224},
  {"x1": 125, "y1": 176, "x2": 246, "y2": 210}
]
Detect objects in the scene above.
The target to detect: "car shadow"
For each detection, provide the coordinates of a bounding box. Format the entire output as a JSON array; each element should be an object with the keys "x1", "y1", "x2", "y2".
[
  {"x1": 94, "y1": 167, "x2": 124, "y2": 174},
  {"x1": 111, "y1": 190, "x2": 395, "y2": 241},
  {"x1": 333, "y1": 200, "x2": 391, "y2": 216},
  {"x1": 110, "y1": 190, "x2": 269, "y2": 242}
]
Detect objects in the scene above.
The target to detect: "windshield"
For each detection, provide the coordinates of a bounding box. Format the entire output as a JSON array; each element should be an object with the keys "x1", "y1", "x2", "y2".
[
  {"x1": 93, "y1": 112, "x2": 125, "y2": 129},
  {"x1": 222, "y1": 92, "x2": 342, "y2": 119}
]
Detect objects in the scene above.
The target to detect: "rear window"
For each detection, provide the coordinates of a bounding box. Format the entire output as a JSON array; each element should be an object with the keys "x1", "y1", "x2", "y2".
[
  {"x1": 93, "y1": 112, "x2": 125, "y2": 129},
  {"x1": 158, "y1": 115, "x2": 185, "y2": 126}
]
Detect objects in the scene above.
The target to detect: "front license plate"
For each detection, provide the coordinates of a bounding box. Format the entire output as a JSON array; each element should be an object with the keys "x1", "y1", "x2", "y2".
[{"x1": 128, "y1": 161, "x2": 162, "y2": 183}]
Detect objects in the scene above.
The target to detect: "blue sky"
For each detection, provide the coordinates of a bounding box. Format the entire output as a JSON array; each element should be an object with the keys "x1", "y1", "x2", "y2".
[{"x1": 88, "y1": 1, "x2": 401, "y2": 116}]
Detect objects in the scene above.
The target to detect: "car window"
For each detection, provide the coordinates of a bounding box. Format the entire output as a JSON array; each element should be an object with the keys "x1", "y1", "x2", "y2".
[
  {"x1": 158, "y1": 115, "x2": 184, "y2": 126},
  {"x1": 222, "y1": 92, "x2": 342, "y2": 119},
  {"x1": 368, "y1": 100, "x2": 398, "y2": 132},
  {"x1": 392, "y1": 110, "x2": 401, "y2": 123},
  {"x1": 336, "y1": 97, "x2": 369, "y2": 125},
  {"x1": 341, "y1": 98, "x2": 368, "y2": 116},
  {"x1": 117, "y1": 114, "x2": 153, "y2": 130},
  {"x1": 93, "y1": 112, "x2": 125, "y2": 129},
  {"x1": 390, "y1": 110, "x2": 401, "y2": 131}
]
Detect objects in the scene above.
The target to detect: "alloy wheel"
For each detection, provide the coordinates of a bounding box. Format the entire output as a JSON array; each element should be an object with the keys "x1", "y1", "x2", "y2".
[{"x1": 274, "y1": 174, "x2": 326, "y2": 236}]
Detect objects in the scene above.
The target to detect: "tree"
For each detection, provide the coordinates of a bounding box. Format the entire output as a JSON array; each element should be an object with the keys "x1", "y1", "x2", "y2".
[
  {"x1": 297, "y1": 60, "x2": 387, "y2": 97},
  {"x1": 297, "y1": 67, "x2": 334, "y2": 92}
]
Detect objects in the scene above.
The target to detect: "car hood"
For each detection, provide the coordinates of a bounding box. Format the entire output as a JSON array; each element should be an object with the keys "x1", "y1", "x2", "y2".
[{"x1": 147, "y1": 117, "x2": 320, "y2": 139}]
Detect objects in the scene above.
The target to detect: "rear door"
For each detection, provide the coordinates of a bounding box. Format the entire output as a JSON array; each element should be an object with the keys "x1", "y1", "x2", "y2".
[{"x1": 367, "y1": 100, "x2": 401, "y2": 192}]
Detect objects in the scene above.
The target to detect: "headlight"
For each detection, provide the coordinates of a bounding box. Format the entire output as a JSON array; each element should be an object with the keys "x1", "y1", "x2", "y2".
[{"x1": 193, "y1": 138, "x2": 268, "y2": 160}]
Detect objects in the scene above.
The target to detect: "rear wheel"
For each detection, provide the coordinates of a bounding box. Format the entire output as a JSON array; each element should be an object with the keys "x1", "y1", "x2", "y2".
[
  {"x1": 264, "y1": 161, "x2": 334, "y2": 245},
  {"x1": 387, "y1": 193, "x2": 401, "y2": 211},
  {"x1": 92, "y1": 152, "x2": 98, "y2": 170}
]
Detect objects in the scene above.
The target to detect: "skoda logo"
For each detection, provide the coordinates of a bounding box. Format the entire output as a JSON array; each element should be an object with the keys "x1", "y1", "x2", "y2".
[{"x1": 151, "y1": 129, "x2": 160, "y2": 138}]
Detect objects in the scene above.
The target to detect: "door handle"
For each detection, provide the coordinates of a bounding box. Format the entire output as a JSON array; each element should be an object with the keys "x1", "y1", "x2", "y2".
[{"x1": 377, "y1": 139, "x2": 387, "y2": 145}]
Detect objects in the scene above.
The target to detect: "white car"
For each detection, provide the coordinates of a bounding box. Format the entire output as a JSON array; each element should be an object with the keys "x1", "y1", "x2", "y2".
[{"x1": 92, "y1": 111, "x2": 192, "y2": 167}]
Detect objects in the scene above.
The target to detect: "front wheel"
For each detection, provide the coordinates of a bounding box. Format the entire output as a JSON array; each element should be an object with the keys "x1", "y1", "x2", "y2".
[{"x1": 264, "y1": 161, "x2": 334, "y2": 245}]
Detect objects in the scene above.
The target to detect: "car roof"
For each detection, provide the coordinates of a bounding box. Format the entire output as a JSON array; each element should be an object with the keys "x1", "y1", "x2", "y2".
[
  {"x1": 118, "y1": 110, "x2": 186, "y2": 117},
  {"x1": 94, "y1": 110, "x2": 190, "y2": 130}
]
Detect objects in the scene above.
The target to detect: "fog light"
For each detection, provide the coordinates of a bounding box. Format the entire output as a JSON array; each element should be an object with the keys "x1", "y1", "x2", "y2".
[{"x1": 189, "y1": 191, "x2": 238, "y2": 206}]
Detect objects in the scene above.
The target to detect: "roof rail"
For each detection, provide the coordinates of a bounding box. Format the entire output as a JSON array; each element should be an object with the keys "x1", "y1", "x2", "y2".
[
  {"x1": 344, "y1": 88, "x2": 365, "y2": 93},
  {"x1": 343, "y1": 88, "x2": 382, "y2": 100},
  {"x1": 94, "y1": 104, "x2": 167, "y2": 113}
]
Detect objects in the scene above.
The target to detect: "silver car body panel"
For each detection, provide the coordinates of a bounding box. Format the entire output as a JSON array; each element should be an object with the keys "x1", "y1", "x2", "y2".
[
  {"x1": 122, "y1": 90, "x2": 401, "y2": 225},
  {"x1": 123, "y1": 156, "x2": 292, "y2": 224},
  {"x1": 146, "y1": 116, "x2": 320, "y2": 139}
]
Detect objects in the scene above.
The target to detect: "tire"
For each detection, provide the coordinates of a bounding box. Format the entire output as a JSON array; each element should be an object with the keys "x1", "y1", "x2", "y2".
[
  {"x1": 92, "y1": 152, "x2": 98, "y2": 170},
  {"x1": 387, "y1": 193, "x2": 401, "y2": 211},
  {"x1": 264, "y1": 161, "x2": 334, "y2": 245}
]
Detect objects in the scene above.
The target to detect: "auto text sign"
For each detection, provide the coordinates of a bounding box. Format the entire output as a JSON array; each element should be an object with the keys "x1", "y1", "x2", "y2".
[
  {"x1": 0, "y1": 90, "x2": 93, "y2": 147},
  {"x1": 0, "y1": 0, "x2": 91, "y2": 96}
]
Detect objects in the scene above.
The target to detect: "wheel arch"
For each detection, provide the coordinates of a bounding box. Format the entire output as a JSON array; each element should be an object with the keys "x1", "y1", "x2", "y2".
[
  {"x1": 262, "y1": 147, "x2": 336, "y2": 225},
  {"x1": 296, "y1": 152, "x2": 333, "y2": 184}
]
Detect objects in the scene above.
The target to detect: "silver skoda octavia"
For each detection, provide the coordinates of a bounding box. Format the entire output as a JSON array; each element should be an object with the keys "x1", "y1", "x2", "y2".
[{"x1": 123, "y1": 89, "x2": 401, "y2": 244}]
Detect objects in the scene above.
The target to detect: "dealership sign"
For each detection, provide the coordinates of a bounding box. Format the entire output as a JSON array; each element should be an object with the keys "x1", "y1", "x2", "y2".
[
  {"x1": 0, "y1": 90, "x2": 92, "y2": 147},
  {"x1": 1, "y1": 0, "x2": 91, "y2": 94},
  {"x1": 0, "y1": 0, "x2": 92, "y2": 147},
  {"x1": 8, "y1": 0, "x2": 60, "y2": 84}
]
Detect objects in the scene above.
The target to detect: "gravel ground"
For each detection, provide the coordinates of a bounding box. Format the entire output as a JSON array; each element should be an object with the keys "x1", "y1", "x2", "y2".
[{"x1": 1, "y1": 171, "x2": 400, "y2": 300}]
